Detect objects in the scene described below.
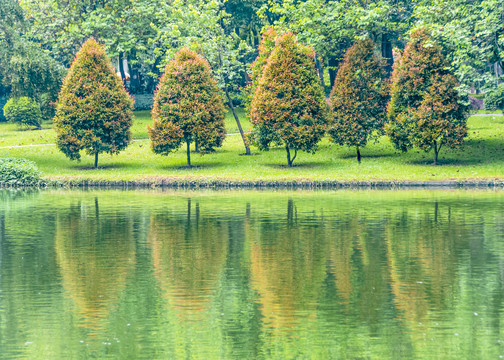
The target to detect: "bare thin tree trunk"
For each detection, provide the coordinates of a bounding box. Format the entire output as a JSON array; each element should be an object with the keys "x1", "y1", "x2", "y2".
[
  {"x1": 225, "y1": 85, "x2": 251, "y2": 155},
  {"x1": 186, "y1": 139, "x2": 191, "y2": 167}
]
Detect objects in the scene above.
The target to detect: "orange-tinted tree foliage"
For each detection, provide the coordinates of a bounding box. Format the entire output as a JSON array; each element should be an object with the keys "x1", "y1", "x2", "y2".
[
  {"x1": 249, "y1": 33, "x2": 329, "y2": 167},
  {"x1": 328, "y1": 38, "x2": 389, "y2": 162},
  {"x1": 148, "y1": 48, "x2": 225, "y2": 167},
  {"x1": 53, "y1": 38, "x2": 133, "y2": 168},
  {"x1": 386, "y1": 28, "x2": 468, "y2": 165},
  {"x1": 246, "y1": 27, "x2": 281, "y2": 149}
]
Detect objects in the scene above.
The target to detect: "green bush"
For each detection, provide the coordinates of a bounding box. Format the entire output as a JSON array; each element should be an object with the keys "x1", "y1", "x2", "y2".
[
  {"x1": 3, "y1": 96, "x2": 42, "y2": 128},
  {"x1": 54, "y1": 38, "x2": 133, "y2": 168},
  {"x1": 148, "y1": 48, "x2": 225, "y2": 168},
  {"x1": 0, "y1": 157, "x2": 42, "y2": 186},
  {"x1": 484, "y1": 84, "x2": 504, "y2": 111},
  {"x1": 328, "y1": 38, "x2": 389, "y2": 163},
  {"x1": 249, "y1": 33, "x2": 329, "y2": 167},
  {"x1": 386, "y1": 28, "x2": 468, "y2": 165}
]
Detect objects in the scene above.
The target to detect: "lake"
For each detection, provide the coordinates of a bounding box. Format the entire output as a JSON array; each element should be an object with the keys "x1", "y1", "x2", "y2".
[{"x1": 1, "y1": 189, "x2": 503, "y2": 359}]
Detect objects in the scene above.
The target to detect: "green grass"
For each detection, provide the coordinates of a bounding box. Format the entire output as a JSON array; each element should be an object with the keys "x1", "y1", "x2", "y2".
[
  {"x1": 470, "y1": 109, "x2": 502, "y2": 115},
  {"x1": 0, "y1": 109, "x2": 503, "y2": 183}
]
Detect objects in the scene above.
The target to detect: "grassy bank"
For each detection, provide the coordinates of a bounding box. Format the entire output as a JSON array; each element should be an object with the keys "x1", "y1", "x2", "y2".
[{"x1": 0, "y1": 109, "x2": 503, "y2": 185}]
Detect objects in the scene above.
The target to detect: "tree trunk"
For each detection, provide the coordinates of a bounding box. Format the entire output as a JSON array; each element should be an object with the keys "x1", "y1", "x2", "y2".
[
  {"x1": 118, "y1": 52, "x2": 127, "y2": 88},
  {"x1": 186, "y1": 139, "x2": 191, "y2": 167},
  {"x1": 286, "y1": 146, "x2": 297, "y2": 167},
  {"x1": 315, "y1": 54, "x2": 325, "y2": 89},
  {"x1": 356, "y1": 146, "x2": 361, "y2": 163},
  {"x1": 381, "y1": 33, "x2": 394, "y2": 76},
  {"x1": 433, "y1": 141, "x2": 439, "y2": 165},
  {"x1": 94, "y1": 152, "x2": 99, "y2": 169},
  {"x1": 129, "y1": 51, "x2": 141, "y2": 94},
  {"x1": 225, "y1": 85, "x2": 251, "y2": 155},
  {"x1": 328, "y1": 56, "x2": 339, "y2": 89}
]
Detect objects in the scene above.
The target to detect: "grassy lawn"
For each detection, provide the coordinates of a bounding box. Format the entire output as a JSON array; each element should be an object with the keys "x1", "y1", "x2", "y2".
[{"x1": 0, "y1": 109, "x2": 503, "y2": 183}]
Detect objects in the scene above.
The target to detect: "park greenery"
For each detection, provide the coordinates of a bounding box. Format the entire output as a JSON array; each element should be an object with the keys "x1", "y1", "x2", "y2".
[
  {"x1": 53, "y1": 38, "x2": 134, "y2": 168},
  {"x1": 1, "y1": 0, "x2": 504, "y2": 183},
  {"x1": 386, "y1": 29, "x2": 468, "y2": 165},
  {"x1": 328, "y1": 38, "x2": 389, "y2": 163},
  {"x1": 249, "y1": 32, "x2": 329, "y2": 167},
  {"x1": 148, "y1": 48, "x2": 226, "y2": 167}
]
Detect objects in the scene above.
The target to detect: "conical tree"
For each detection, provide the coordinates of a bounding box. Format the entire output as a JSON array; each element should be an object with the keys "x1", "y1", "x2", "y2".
[
  {"x1": 53, "y1": 38, "x2": 133, "y2": 168},
  {"x1": 385, "y1": 28, "x2": 468, "y2": 165},
  {"x1": 328, "y1": 38, "x2": 389, "y2": 163},
  {"x1": 246, "y1": 27, "x2": 281, "y2": 150},
  {"x1": 249, "y1": 33, "x2": 329, "y2": 167},
  {"x1": 148, "y1": 48, "x2": 225, "y2": 168}
]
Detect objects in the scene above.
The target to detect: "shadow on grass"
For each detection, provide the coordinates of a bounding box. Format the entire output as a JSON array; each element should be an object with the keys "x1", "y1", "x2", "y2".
[
  {"x1": 265, "y1": 161, "x2": 332, "y2": 169},
  {"x1": 161, "y1": 162, "x2": 225, "y2": 170},
  {"x1": 75, "y1": 164, "x2": 128, "y2": 170},
  {"x1": 406, "y1": 138, "x2": 504, "y2": 166},
  {"x1": 339, "y1": 152, "x2": 396, "y2": 160}
]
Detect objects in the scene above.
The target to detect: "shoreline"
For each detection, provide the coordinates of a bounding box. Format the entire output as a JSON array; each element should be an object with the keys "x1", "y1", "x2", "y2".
[{"x1": 33, "y1": 177, "x2": 504, "y2": 189}]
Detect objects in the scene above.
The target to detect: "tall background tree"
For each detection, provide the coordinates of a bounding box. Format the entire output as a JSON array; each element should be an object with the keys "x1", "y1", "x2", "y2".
[
  {"x1": 54, "y1": 38, "x2": 133, "y2": 168},
  {"x1": 260, "y1": 0, "x2": 415, "y2": 90},
  {"x1": 148, "y1": 48, "x2": 226, "y2": 167},
  {"x1": 0, "y1": 0, "x2": 64, "y2": 121},
  {"x1": 328, "y1": 38, "x2": 389, "y2": 163},
  {"x1": 249, "y1": 33, "x2": 329, "y2": 167},
  {"x1": 152, "y1": 0, "x2": 254, "y2": 154},
  {"x1": 386, "y1": 28, "x2": 468, "y2": 164},
  {"x1": 21, "y1": 0, "x2": 163, "y2": 94},
  {"x1": 414, "y1": 0, "x2": 504, "y2": 96}
]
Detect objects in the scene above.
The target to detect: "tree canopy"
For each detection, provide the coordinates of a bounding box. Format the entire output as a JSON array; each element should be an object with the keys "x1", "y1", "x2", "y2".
[
  {"x1": 386, "y1": 28, "x2": 468, "y2": 164},
  {"x1": 148, "y1": 48, "x2": 226, "y2": 167},
  {"x1": 328, "y1": 38, "x2": 389, "y2": 162},
  {"x1": 54, "y1": 38, "x2": 133, "y2": 168},
  {"x1": 249, "y1": 32, "x2": 329, "y2": 167}
]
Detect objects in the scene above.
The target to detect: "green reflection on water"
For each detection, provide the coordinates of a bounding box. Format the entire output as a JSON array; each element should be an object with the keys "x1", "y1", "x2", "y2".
[{"x1": 1, "y1": 189, "x2": 504, "y2": 359}]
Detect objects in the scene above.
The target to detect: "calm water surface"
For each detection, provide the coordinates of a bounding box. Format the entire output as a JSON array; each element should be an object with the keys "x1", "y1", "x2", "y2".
[{"x1": 1, "y1": 189, "x2": 504, "y2": 359}]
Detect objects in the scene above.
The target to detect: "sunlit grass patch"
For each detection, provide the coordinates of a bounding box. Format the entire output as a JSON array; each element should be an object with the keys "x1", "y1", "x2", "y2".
[{"x1": 0, "y1": 110, "x2": 503, "y2": 183}]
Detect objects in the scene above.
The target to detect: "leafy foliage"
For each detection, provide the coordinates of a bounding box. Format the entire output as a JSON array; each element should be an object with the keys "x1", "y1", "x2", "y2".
[
  {"x1": 0, "y1": 157, "x2": 42, "y2": 186},
  {"x1": 414, "y1": 0, "x2": 504, "y2": 95},
  {"x1": 4, "y1": 41, "x2": 65, "y2": 120},
  {"x1": 148, "y1": 48, "x2": 226, "y2": 167},
  {"x1": 3, "y1": 96, "x2": 42, "y2": 128},
  {"x1": 249, "y1": 32, "x2": 329, "y2": 167},
  {"x1": 151, "y1": 0, "x2": 253, "y2": 154},
  {"x1": 261, "y1": 0, "x2": 415, "y2": 88},
  {"x1": 386, "y1": 28, "x2": 468, "y2": 164},
  {"x1": 0, "y1": 1, "x2": 64, "y2": 120},
  {"x1": 484, "y1": 84, "x2": 504, "y2": 111},
  {"x1": 53, "y1": 38, "x2": 133, "y2": 168},
  {"x1": 246, "y1": 27, "x2": 282, "y2": 148},
  {"x1": 328, "y1": 38, "x2": 389, "y2": 162}
]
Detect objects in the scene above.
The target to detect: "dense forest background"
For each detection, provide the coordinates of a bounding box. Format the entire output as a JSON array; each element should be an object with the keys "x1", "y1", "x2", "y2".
[{"x1": 1, "y1": 0, "x2": 502, "y2": 112}]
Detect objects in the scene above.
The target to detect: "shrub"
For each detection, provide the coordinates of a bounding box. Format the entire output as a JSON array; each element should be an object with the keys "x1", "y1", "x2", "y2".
[
  {"x1": 0, "y1": 157, "x2": 42, "y2": 186},
  {"x1": 484, "y1": 84, "x2": 504, "y2": 111},
  {"x1": 53, "y1": 38, "x2": 133, "y2": 168},
  {"x1": 386, "y1": 28, "x2": 468, "y2": 165},
  {"x1": 249, "y1": 32, "x2": 329, "y2": 167},
  {"x1": 328, "y1": 38, "x2": 389, "y2": 162},
  {"x1": 2, "y1": 40, "x2": 65, "y2": 120},
  {"x1": 3, "y1": 96, "x2": 42, "y2": 128},
  {"x1": 148, "y1": 48, "x2": 226, "y2": 167}
]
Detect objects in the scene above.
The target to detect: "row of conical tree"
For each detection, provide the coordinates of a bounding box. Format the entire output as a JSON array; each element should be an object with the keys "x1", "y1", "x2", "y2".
[{"x1": 53, "y1": 28, "x2": 467, "y2": 168}]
